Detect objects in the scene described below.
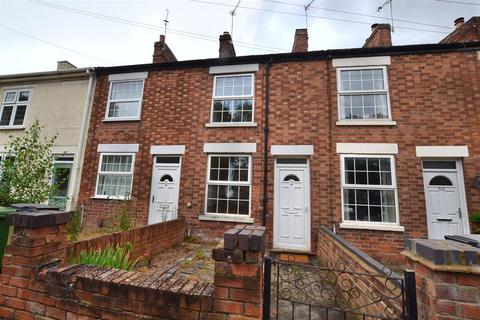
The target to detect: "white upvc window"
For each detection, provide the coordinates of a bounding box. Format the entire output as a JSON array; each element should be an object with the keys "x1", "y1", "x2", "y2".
[
  {"x1": 105, "y1": 80, "x2": 144, "y2": 120},
  {"x1": 95, "y1": 153, "x2": 135, "y2": 199},
  {"x1": 205, "y1": 155, "x2": 251, "y2": 216},
  {"x1": 337, "y1": 66, "x2": 391, "y2": 121},
  {"x1": 341, "y1": 154, "x2": 399, "y2": 225},
  {"x1": 211, "y1": 74, "x2": 254, "y2": 124},
  {"x1": 1, "y1": 89, "x2": 31, "y2": 128}
]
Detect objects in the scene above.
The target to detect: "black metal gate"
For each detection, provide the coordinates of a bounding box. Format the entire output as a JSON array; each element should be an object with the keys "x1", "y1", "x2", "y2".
[{"x1": 263, "y1": 257, "x2": 417, "y2": 320}]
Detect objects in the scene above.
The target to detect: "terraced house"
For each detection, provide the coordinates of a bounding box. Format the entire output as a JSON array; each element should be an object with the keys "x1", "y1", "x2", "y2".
[
  {"x1": 78, "y1": 17, "x2": 480, "y2": 263},
  {"x1": 0, "y1": 62, "x2": 94, "y2": 211}
]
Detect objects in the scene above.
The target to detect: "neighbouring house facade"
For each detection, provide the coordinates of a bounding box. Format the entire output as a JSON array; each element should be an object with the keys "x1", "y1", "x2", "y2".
[
  {"x1": 0, "y1": 61, "x2": 94, "y2": 211},
  {"x1": 78, "y1": 18, "x2": 480, "y2": 262}
]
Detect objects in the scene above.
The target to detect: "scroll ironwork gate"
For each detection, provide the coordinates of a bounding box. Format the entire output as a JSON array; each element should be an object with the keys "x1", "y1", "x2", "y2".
[{"x1": 262, "y1": 256, "x2": 418, "y2": 320}]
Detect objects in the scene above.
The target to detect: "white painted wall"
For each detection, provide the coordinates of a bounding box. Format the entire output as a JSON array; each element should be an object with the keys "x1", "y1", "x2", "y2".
[{"x1": 0, "y1": 75, "x2": 91, "y2": 211}]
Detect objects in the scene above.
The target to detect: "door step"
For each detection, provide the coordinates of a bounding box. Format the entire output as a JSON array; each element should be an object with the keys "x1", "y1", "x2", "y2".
[
  {"x1": 268, "y1": 249, "x2": 315, "y2": 263},
  {"x1": 279, "y1": 253, "x2": 310, "y2": 263},
  {"x1": 268, "y1": 248, "x2": 316, "y2": 256}
]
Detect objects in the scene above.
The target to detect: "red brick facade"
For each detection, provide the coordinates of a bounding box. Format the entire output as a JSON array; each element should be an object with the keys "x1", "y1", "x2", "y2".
[{"x1": 78, "y1": 37, "x2": 480, "y2": 262}]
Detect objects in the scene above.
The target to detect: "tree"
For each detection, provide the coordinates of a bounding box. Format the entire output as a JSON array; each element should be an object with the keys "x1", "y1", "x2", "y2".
[{"x1": 0, "y1": 120, "x2": 57, "y2": 205}]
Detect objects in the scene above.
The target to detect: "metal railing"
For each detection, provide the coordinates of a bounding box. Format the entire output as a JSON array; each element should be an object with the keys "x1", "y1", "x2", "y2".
[{"x1": 263, "y1": 256, "x2": 418, "y2": 320}]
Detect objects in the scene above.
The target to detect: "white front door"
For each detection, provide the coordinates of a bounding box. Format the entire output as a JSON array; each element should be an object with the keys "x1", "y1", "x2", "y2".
[
  {"x1": 274, "y1": 159, "x2": 310, "y2": 251},
  {"x1": 422, "y1": 160, "x2": 467, "y2": 239},
  {"x1": 148, "y1": 157, "x2": 181, "y2": 225}
]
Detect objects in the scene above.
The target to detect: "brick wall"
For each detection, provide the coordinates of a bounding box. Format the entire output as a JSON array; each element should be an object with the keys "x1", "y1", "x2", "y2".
[
  {"x1": 78, "y1": 47, "x2": 480, "y2": 261},
  {"x1": 212, "y1": 225, "x2": 265, "y2": 319},
  {"x1": 317, "y1": 226, "x2": 404, "y2": 318},
  {"x1": 0, "y1": 211, "x2": 266, "y2": 320},
  {"x1": 404, "y1": 238, "x2": 480, "y2": 320},
  {"x1": 67, "y1": 218, "x2": 186, "y2": 261}
]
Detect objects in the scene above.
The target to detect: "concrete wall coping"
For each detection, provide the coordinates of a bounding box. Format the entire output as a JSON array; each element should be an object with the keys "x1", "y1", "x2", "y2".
[
  {"x1": 319, "y1": 226, "x2": 401, "y2": 279},
  {"x1": 405, "y1": 238, "x2": 480, "y2": 267},
  {"x1": 6, "y1": 205, "x2": 72, "y2": 229}
]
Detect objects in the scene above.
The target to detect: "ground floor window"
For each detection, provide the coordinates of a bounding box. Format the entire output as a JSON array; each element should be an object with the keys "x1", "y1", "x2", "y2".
[
  {"x1": 95, "y1": 153, "x2": 134, "y2": 199},
  {"x1": 206, "y1": 155, "x2": 251, "y2": 215},
  {"x1": 342, "y1": 155, "x2": 397, "y2": 223}
]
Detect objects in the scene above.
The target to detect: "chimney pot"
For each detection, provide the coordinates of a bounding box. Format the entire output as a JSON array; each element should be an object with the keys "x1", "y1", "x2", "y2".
[
  {"x1": 292, "y1": 28, "x2": 308, "y2": 53},
  {"x1": 219, "y1": 31, "x2": 236, "y2": 58},
  {"x1": 454, "y1": 17, "x2": 465, "y2": 28}
]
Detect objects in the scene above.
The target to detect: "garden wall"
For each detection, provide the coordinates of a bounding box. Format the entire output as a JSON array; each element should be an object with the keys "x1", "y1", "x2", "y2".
[
  {"x1": 0, "y1": 210, "x2": 265, "y2": 320},
  {"x1": 317, "y1": 226, "x2": 405, "y2": 318},
  {"x1": 67, "y1": 218, "x2": 186, "y2": 261},
  {"x1": 404, "y1": 238, "x2": 480, "y2": 320}
]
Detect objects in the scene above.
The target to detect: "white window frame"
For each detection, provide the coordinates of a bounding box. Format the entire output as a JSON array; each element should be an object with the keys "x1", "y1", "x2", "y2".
[
  {"x1": 104, "y1": 79, "x2": 145, "y2": 121},
  {"x1": 340, "y1": 154, "x2": 403, "y2": 231},
  {"x1": 94, "y1": 152, "x2": 135, "y2": 200},
  {"x1": 204, "y1": 154, "x2": 252, "y2": 217},
  {"x1": 209, "y1": 73, "x2": 255, "y2": 125},
  {"x1": 336, "y1": 66, "x2": 394, "y2": 125},
  {"x1": 1, "y1": 89, "x2": 32, "y2": 129}
]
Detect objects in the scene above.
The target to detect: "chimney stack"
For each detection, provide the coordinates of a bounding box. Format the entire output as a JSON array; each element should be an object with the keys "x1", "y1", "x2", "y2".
[
  {"x1": 219, "y1": 32, "x2": 236, "y2": 58},
  {"x1": 153, "y1": 35, "x2": 177, "y2": 63},
  {"x1": 454, "y1": 17, "x2": 465, "y2": 29},
  {"x1": 363, "y1": 24, "x2": 392, "y2": 48},
  {"x1": 57, "y1": 61, "x2": 77, "y2": 71},
  {"x1": 292, "y1": 28, "x2": 308, "y2": 53},
  {"x1": 440, "y1": 16, "x2": 480, "y2": 43}
]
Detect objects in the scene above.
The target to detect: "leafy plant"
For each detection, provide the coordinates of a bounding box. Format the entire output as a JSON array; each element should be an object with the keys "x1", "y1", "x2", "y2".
[
  {"x1": 470, "y1": 212, "x2": 480, "y2": 224},
  {"x1": 67, "y1": 210, "x2": 82, "y2": 242},
  {"x1": 0, "y1": 120, "x2": 57, "y2": 205},
  {"x1": 74, "y1": 242, "x2": 144, "y2": 271},
  {"x1": 194, "y1": 250, "x2": 206, "y2": 260},
  {"x1": 119, "y1": 195, "x2": 133, "y2": 232}
]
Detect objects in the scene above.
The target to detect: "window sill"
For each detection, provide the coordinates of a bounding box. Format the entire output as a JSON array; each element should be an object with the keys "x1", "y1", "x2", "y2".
[
  {"x1": 0, "y1": 126, "x2": 25, "y2": 130},
  {"x1": 336, "y1": 120, "x2": 397, "y2": 126},
  {"x1": 103, "y1": 118, "x2": 141, "y2": 122},
  {"x1": 339, "y1": 222, "x2": 405, "y2": 232},
  {"x1": 90, "y1": 196, "x2": 128, "y2": 200},
  {"x1": 205, "y1": 122, "x2": 257, "y2": 128},
  {"x1": 198, "y1": 214, "x2": 254, "y2": 223}
]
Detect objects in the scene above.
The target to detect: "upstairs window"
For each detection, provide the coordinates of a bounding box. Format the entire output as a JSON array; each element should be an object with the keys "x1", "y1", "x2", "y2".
[
  {"x1": 1, "y1": 89, "x2": 30, "y2": 128},
  {"x1": 337, "y1": 67, "x2": 391, "y2": 121},
  {"x1": 106, "y1": 80, "x2": 144, "y2": 120},
  {"x1": 211, "y1": 74, "x2": 254, "y2": 123},
  {"x1": 342, "y1": 155, "x2": 398, "y2": 224}
]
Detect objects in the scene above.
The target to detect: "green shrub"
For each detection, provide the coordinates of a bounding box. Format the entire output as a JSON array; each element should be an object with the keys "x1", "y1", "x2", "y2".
[
  {"x1": 119, "y1": 196, "x2": 133, "y2": 232},
  {"x1": 74, "y1": 242, "x2": 143, "y2": 271},
  {"x1": 470, "y1": 212, "x2": 480, "y2": 224},
  {"x1": 67, "y1": 210, "x2": 82, "y2": 242},
  {"x1": 0, "y1": 120, "x2": 57, "y2": 205}
]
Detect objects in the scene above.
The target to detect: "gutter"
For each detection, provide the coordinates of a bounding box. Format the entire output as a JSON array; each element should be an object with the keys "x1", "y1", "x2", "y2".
[
  {"x1": 0, "y1": 68, "x2": 90, "y2": 85},
  {"x1": 262, "y1": 57, "x2": 274, "y2": 226},
  {"x1": 69, "y1": 68, "x2": 95, "y2": 212}
]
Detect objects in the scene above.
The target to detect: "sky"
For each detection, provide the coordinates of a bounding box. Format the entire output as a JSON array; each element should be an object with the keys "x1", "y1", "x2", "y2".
[{"x1": 0, "y1": 0, "x2": 478, "y2": 74}]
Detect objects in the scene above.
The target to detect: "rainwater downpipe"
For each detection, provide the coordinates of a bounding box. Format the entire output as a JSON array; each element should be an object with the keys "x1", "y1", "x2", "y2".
[
  {"x1": 326, "y1": 58, "x2": 336, "y2": 233},
  {"x1": 262, "y1": 58, "x2": 273, "y2": 227},
  {"x1": 71, "y1": 68, "x2": 95, "y2": 222}
]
